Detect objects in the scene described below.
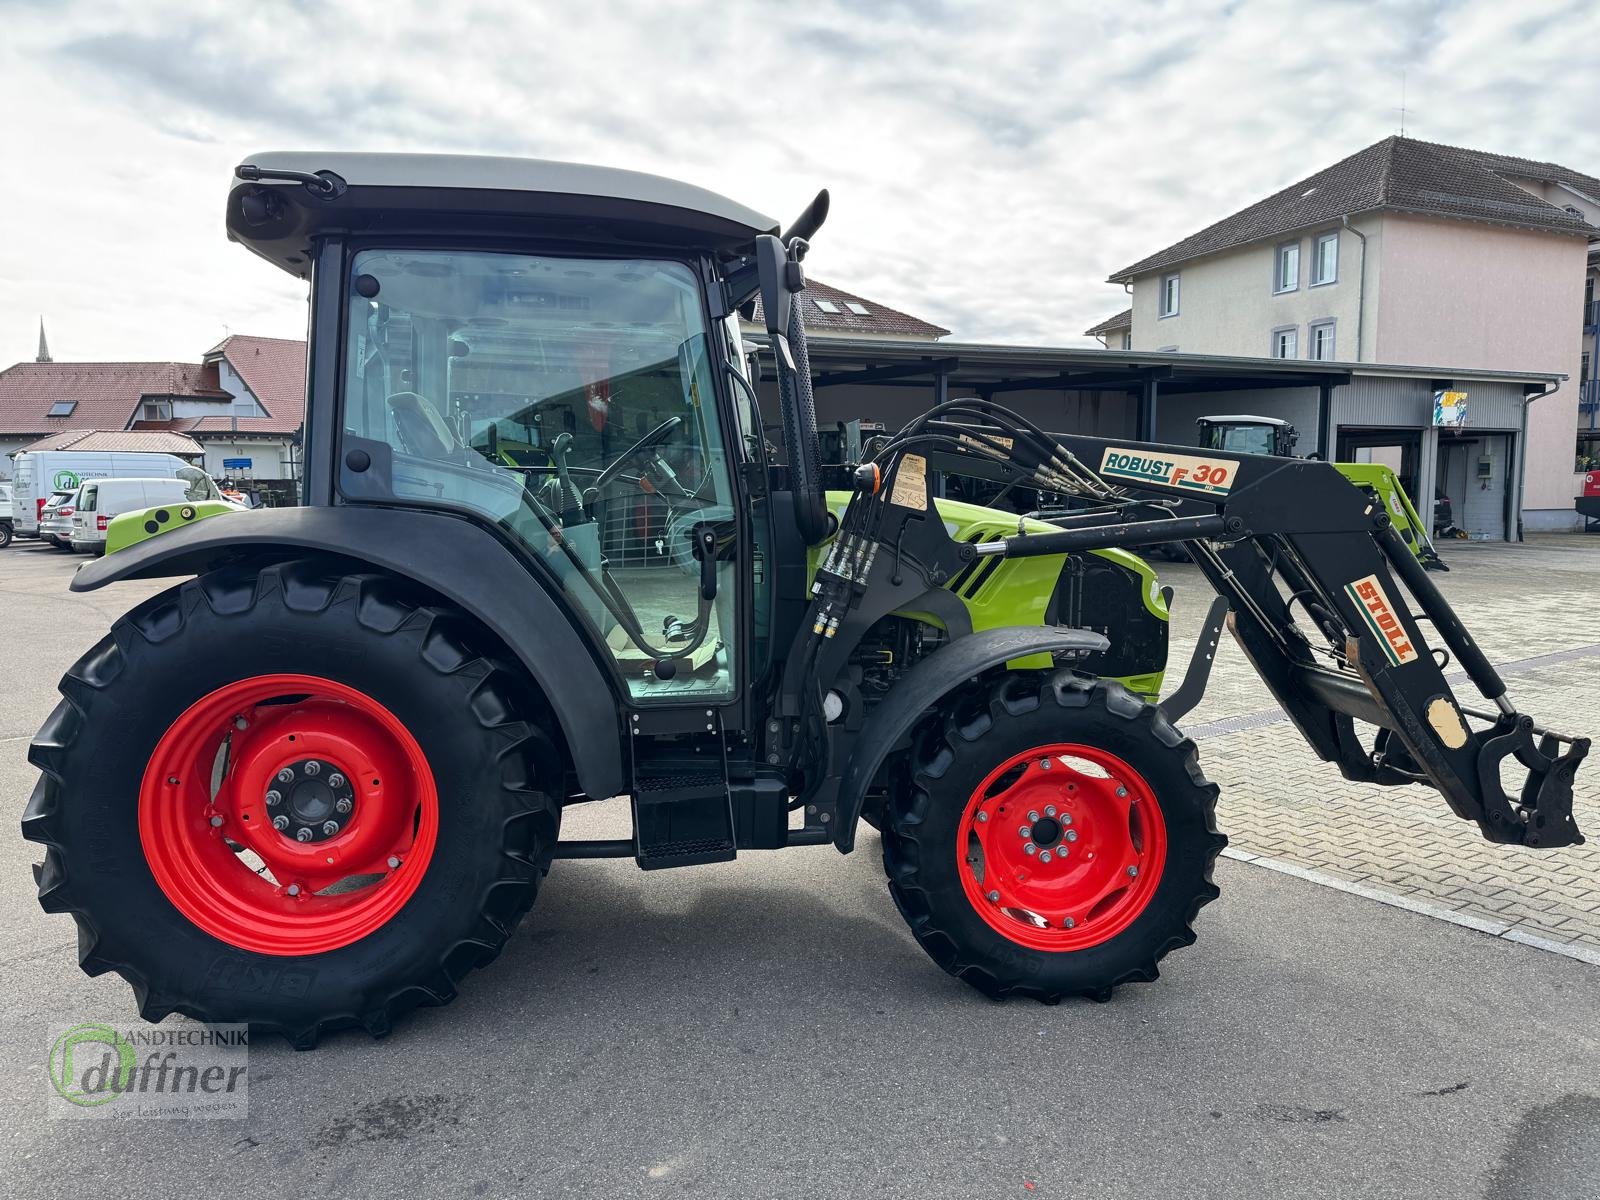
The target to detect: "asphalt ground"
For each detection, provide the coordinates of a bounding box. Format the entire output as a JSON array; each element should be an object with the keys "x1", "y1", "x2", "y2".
[{"x1": 1, "y1": 537, "x2": 1597, "y2": 1199}]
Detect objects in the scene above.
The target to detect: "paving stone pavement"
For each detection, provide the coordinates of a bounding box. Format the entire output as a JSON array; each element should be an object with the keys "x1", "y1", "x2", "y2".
[{"x1": 1160, "y1": 533, "x2": 1600, "y2": 960}]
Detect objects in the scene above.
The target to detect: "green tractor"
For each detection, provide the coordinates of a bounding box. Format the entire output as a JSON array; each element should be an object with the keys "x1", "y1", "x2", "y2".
[{"x1": 24, "y1": 155, "x2": 1586, "y2": 1047}]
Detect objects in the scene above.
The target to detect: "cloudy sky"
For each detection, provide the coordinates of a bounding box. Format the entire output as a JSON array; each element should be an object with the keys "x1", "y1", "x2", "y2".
[{"x1": 2, "y1": 0, "x2": 1598, "y2": 366}]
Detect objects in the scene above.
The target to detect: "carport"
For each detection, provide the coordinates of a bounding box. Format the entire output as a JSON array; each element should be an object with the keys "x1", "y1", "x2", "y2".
[{"x1": 750, "y1": 335, "x2": 1558, "y2": 541}]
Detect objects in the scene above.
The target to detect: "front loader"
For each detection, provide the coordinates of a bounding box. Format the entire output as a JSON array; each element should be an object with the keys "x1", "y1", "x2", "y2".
[{"x1": 23, "y1": 154, "x2": 1589, "y2": 1046}]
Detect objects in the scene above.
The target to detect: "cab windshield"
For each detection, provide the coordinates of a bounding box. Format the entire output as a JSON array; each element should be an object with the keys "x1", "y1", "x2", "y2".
[{"x1": 1209, "y1": 425, "x2": 1277, "y2": 456}]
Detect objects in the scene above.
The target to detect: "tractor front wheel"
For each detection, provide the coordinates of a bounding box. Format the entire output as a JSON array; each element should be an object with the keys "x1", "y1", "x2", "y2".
[
  {"x1": 23, "y1": 561, "x2": 561, "y2": 1047},
  {"x1": 882, "y1": 673, "x2": 1225, "y2": 1002}
]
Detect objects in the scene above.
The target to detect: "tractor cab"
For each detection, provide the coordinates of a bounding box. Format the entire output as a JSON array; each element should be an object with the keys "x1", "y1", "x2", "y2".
[
  {"x1": 1196, "y1": 414, "x2": 1298, "y2": 458},
  {"x1": 226, "y1": 153, "x2": 823, "y2": 719}
]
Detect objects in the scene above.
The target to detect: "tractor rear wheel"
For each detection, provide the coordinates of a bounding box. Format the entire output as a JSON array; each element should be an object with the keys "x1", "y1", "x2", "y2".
[
  {"x1": 881, "y1": 672, "x2": 1224, "y2": 1002},
  {"x1": 23, "y1": 561, "x2": 561, "y2": 1047}
]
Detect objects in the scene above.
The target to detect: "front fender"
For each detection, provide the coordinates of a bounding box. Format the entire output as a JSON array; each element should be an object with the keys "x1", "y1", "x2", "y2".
[
  {"x1": 832, "y1": 626, "x2": 1109, "y2": 851},
  {"x1": 72, "y1": 506, "x2": 627, "y2": 800}
]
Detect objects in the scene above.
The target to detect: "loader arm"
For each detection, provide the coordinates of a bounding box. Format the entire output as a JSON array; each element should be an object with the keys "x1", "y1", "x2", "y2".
[{"x1": 805, "y1": 411, "x2": 1587, "y2": 851}]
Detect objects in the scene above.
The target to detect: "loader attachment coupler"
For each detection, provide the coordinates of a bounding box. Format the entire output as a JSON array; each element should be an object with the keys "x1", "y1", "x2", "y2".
[{"x1": 817, "y1": 402, "x2": 1588, "y2": 850}]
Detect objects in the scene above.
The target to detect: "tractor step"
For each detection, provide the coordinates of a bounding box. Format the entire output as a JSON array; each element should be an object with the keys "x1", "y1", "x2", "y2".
[{"x1": 631, "y1": 754, "x2": 735, "y2": 870}]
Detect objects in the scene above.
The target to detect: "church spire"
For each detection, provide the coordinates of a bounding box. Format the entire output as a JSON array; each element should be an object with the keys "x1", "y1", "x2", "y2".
[{"x1": 35, "y1": 318, "x2": 52, "y2": 363}]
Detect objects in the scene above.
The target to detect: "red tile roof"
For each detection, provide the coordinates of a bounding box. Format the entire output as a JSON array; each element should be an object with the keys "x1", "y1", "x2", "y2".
[
  {"x1": 0, "y1": 360, "x2": 218, "y2": 435},
  {"x1": 16, "y1": 429, "x2": 205, "y2": 456},
  {"x1": 206, "y1": 334, "x2": 306, "y2": 432},
  {"x1": 750, "y1": 278, "x2": 949, "y2": 339}
]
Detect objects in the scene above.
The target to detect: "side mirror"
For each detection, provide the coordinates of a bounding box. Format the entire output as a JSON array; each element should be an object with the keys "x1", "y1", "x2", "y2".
[{"x1": 755, "y1": 235, "x2": 794, "y2": 370}]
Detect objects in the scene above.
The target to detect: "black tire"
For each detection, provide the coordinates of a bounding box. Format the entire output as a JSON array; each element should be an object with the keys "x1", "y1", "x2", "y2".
[
  {"x1": 882, "y1": 672, "x2": 1224, "y2": 1003},
  {"x1": 23, "y1": 560, "x2": 562, "y2": 1047},
  {"x1": 0, "y1": 522, "x2": 11, "y2": 548}
]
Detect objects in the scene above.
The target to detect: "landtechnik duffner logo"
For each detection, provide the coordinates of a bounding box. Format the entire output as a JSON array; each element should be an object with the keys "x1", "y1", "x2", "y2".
[
  {"x1": 47, "y1": 1022, "x2": 249, "y2": 1119},
  {"x1": 1098, "y1": 447, "x2": 1237, "y2": 495}
]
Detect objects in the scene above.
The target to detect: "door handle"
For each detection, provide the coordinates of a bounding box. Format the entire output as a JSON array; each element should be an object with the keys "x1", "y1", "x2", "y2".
[{"x1": 695, "y1": 525, "x2": 718, "y2": 601}]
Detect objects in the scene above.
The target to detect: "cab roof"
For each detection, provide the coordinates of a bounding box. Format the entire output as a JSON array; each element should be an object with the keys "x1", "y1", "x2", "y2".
[{"x1": 227, "y1": 152, "x2": 780, "y2": 277}]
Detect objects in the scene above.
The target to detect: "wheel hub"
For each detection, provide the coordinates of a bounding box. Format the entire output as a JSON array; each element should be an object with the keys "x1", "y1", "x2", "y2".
[
  {"x1": 957, "y1": 744, "x2": 1168, "y2": 952},
  {"x1": 138, "y1": 674, "x2": 438, "y2": 956},
  {"x1": 268, "y1": 758, "x2": 355, "y2": 842}
]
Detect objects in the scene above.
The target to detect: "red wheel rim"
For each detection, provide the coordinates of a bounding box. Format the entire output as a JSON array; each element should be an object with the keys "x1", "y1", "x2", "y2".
[
  {"x1": 138, "y1": 674, "x2": 438, "y2": 956},
  {"x1": 956, "y1": 743, "x2": 1167, "y2": 952}
]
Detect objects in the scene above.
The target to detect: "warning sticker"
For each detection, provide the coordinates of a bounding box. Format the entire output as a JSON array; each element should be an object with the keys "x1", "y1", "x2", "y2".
[
  {"x1": 890, "y1": 454, "x2": 929, "y2": 511},
  {"x1": 1344, "y1": 573, "x2": 1419, "y2": 667},
  {"x1": 1099, "y1": 447, "x2": 1237, "y2": 495}
]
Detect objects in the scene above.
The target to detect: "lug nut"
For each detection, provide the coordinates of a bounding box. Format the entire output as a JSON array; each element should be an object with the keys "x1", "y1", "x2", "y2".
[
  {"x1": 296, "y1": 827, "x2": 314, "y2": 843},
  {"x1": 1116, "y1": 786, "x2": 1128, "y2": 798},
  {"x1": 387, "y1": 856, "x2": 401, "y2": 869},
  {"x1": 272, "y1": 815, "x2": 289, "y2": 831},
  {"x1": 1018, "y1": 825, "x2": 1031, "y2": 838},
  {"x1": 976, "y1": 810, "x2": 988, "y2": 823},
  {"x1": 335, "y1": 797, "x2": 353, "y2": 814},
  {"x1": 1039, "y1": 758, "x2": 1052, "y2": 770},
  {"x1": 322, "y1": 820, "x2": 340, "y2": 836},
  {"x1": 286, "y1": 884, "x2": 301, "y2": 897},
  {"x1": 1024, "y1": 843, "x2": 1037, "y2": 856},
  {"x1": 1066, "y1": 829, "x2": 1078, "y2": 842},
  {"x1": 209, "y1": 815, "x2": 223, "y2": 828},
  {"x1": 328, "y1": 773, "x2": 346, "y2": 790},
  {"x1": 276, "y1": 768, "x2": 294, "y2": 784},
  {"x1": 986, "y1": 890, "x2": 1000, "y2": 902},
  {"x1": 1039, "y1": 850, "x2": 1052, "y2": 863},
  {"x1": 1061, "y1": 812, "x2": 1073, "y2": 826},
  {"x1": 1045, "y1": 805, "x2": 1057, "y2": 818},
  {"x1": 265, "y1": 790, "x2": 281, "y2": 807},
  {"x1": 1028, "y1": 810, "x2": 1040, "y2": 823},
  {"x1": 303, "y1": 761, "x2": 321, "y2": 777},
  {"x1": 1063, "y1": 917, "x2": 1076, "y2": 929},
  {"x1": 1127, "y1": 865, "x2": 1139, "y2": 877}
]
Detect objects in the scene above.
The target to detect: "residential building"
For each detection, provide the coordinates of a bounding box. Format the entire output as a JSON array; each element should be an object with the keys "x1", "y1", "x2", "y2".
[
  {"x1": 0, "y1": 334, "x2": 305, "y2": 491},
  {"x1": 1084, "y1": 309, "x2": 1132, "y2": 349},
  {"x1": 1580, "y1": 243, "x2": 1599, "y2": 469},
  {"x1": 1090, "y1": 136, "x2": 1600, "y2": 531}
]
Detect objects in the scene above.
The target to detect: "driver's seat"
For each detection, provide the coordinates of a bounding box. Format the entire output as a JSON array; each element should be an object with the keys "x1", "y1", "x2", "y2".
[{"x1": 387, "y1": 391, "x2": 460, "y2": 458}]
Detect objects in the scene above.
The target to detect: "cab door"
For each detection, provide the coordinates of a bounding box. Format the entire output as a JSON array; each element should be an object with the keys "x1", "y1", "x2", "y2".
[{"x1": 337, "y1": 246, "x2": 746, "y2": 706}]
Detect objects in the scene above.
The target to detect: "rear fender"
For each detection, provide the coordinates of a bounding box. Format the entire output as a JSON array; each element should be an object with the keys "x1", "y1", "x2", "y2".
[
  {"x1": 70, "y1": 506, "x2": 627, "y2": 800},
  {"x1": 832, "y1": 626, "x2": 1109, "y2": 851}
]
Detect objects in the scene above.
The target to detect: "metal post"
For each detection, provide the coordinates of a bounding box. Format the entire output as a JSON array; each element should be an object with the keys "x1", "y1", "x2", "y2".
[
  {"x1": 1138, "y1": 377, "x2": 1159, "y2": 441},
  {"x1": 1417, "y1": 423, "x2": 1439, "y2": 536},
  {"x1": 932, "y1": 368, "x2": 950, "y2": 497},
  {"x1": 1317, "y1": 380, "x2": 1337, "y2": 459}
]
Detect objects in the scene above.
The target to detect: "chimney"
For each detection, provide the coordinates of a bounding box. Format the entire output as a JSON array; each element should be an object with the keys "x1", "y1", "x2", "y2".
[{"x1": 36, "y1": 318, "x2": 52, "y2": 364}]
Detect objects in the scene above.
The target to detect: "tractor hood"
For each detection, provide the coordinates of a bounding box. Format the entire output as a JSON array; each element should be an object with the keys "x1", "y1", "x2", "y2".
[{"x1": 227, "y1": 152, "x2": 780, "y2": 278}]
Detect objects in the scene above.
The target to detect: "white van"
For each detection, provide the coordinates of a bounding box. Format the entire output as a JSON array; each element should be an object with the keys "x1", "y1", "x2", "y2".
[
  {"x1": 0, "y1": 482, "x2": 13, "y2": 548},
  {"x1": 69, "y1": 476, "x2": 226, "y2": 554},
  {"x1": 12, "y1": 450, "x2": 210, "y2": 539}
]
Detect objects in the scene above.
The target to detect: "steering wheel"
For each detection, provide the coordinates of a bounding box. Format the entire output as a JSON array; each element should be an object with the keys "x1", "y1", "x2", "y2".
[{"x1": 590, "y1": 415, "x2": 684, "y2": 495}]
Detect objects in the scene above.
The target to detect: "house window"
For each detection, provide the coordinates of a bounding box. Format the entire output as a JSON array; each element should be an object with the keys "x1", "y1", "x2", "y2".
[
  {"x1": 1159, "y1": 273, "x2": 1180, "y2": 317},
  {"x1": 46, "y1": 400, "x2": 77, "y2": 418},
  {"x1": 1271, "y1": 326, "x2": 1299, "y2": 359},
  {"x1": 813, "y1": 298, "x2": 840, "y2": 314},
  {"x1": 844, "y1": 302, "x2": 870, "y2": 316},
  {"x1": 1311, "y1": 232, "x2": 1339, "y2": 286},
  {"x1": 1309, "y1": 320, "x2": 1337, "y2": 360},
  {"x1": 1274, "y1": 242, "x2": 1301, "y2": 293},
  {"x1": 141, "y1": 401, "x2": 172, "y2": 422}
]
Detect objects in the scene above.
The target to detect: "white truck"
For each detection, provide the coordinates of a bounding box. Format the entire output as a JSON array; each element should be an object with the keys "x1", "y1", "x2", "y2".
[{"x1": 12, "y1": 450, "x2": 213, "y2": 540}]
